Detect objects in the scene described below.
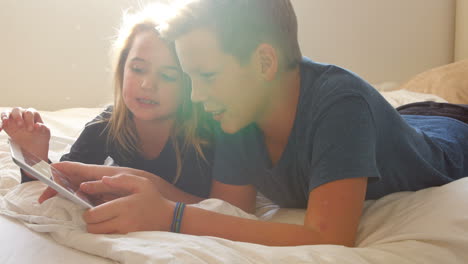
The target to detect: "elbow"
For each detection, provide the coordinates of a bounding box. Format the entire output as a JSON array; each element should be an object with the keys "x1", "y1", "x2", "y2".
[
  {"x1": 319, "y1": 235, "x2": 357, "y2": 247},
  {"x1": 305, "y1": 226, "x2": 358, "y2": 247}
]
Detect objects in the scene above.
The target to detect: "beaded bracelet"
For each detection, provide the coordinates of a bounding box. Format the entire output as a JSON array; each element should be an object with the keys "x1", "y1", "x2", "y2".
[{"x1": 170, "y1": 202, "x2": 186, "y2": 233}]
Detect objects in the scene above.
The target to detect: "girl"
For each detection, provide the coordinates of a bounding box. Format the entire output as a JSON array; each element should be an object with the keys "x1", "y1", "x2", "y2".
[{"x1": 0, "y1": 5, "x2": 214, "y2": 204}]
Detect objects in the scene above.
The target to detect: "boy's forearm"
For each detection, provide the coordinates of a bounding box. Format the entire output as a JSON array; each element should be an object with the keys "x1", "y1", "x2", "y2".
[{"x1": 181, "y1": 205, "x2": 328, "y2": 247}]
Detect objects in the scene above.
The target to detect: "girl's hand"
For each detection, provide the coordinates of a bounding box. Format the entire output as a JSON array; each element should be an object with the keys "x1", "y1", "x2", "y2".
[
  {"x1": 80, "y1": 175, "x2": 174, "y2": 234},
  {"x1": 1, "y1": 107, "x2": 50, "y2": 161},
  {"x1": 38, "y1": 162, "x2": 161, "y2": 206}
]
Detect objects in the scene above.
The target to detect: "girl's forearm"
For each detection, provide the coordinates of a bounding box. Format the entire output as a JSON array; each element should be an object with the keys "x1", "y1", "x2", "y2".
[
  {"x1": 150, "y1": 175, "x2": 205, "y2": 204},
  {"x1": 100, "y1": 167, "x2": 205, "y2": 204}
]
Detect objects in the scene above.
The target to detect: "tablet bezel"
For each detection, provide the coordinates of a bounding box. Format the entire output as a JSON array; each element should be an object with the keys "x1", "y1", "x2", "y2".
[{"x1": 9, "y1": 139, "x2": 94, "y2": 209}]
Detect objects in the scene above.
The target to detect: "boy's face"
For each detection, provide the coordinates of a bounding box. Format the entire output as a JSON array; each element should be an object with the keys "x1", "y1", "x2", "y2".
[{"x1": 175, "y1": 28, "x2": 269, "y2": 134}]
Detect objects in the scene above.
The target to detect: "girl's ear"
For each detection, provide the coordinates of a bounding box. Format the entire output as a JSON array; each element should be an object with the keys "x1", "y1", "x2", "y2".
[{"x1": 254, "y1": 43, "x2": 278, "y2": 81}]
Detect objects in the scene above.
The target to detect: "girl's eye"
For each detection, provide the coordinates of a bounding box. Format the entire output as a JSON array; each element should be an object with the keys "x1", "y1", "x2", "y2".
[
  {"x1": 161, "y1": 73, "x2": 178, "y2": 82},
  {"x1": 130, "y1": 65, "x2": 146, "y2": 74}
]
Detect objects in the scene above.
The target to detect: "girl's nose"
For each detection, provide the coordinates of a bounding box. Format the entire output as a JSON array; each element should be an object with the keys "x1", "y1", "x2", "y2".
[{"x1": 141, "y1": 77, "x2": 156, "y2": 90}]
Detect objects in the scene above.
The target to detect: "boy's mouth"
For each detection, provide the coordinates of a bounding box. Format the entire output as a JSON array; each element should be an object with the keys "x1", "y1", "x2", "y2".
[{"x1": 209, "y1": 109, "x2": 226, "y2": 121}]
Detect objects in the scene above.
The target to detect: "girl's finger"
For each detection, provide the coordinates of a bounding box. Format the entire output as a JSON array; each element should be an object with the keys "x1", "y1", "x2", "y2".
[
  {"x1": 30, "y1": 108, "x2": 44, "y2": 123},
  {"x1": 0, "y1": 112, "x2": 8, "y2": 132},
  {"x1": 1, "y1": 111, "x2": 8, "y2": 121},
  {"x1": 22, "y1": 109, "x2": 35, "y2": 131},
  {"x1": 10, "y1": 107, "x2": 24, "y2": 127}
]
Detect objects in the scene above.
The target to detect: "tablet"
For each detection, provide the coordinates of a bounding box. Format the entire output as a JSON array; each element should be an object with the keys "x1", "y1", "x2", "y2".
[{"x1": 9, "y1": 139, "x2": 94, "y2": 209}]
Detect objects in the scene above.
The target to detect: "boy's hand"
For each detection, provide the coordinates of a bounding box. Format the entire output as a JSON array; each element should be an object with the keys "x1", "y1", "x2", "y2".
[
  {"x1": 81, "y1": 175, "x2": 174, "y2": 234},
  {"x1": 38, "y1": 162, "x2": 161, "y2": 205},
  {"x1": 38, "y1": 162, "x2": 122, "y2": 204}
]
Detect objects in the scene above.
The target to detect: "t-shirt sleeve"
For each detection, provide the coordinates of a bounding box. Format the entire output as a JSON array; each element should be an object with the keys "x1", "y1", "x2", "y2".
[
  {"x1": 60, "y1": 121, "x2": 108, "y2": 164},
  {"x1": 212, "y1": 124, "x2": 263, "y2": 185},
  {"x1": 308, "y1": 96, "x2": 381, "y2": 192}
]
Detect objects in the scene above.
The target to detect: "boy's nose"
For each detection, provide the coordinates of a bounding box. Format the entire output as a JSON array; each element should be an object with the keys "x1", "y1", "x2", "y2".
[{"x1": 190, "y1": 81, "x2": 208, "y2": 102}]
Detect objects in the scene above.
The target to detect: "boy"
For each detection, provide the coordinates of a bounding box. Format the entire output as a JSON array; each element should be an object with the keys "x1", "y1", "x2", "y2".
[{"x1": 41, "y1": 0, "x2": 468, "y2": 247}]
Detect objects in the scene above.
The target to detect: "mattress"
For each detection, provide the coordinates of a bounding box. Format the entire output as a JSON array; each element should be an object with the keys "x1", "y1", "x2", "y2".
[{"x1": 1, "y1": 91, "x2": 467, "y2": 264}]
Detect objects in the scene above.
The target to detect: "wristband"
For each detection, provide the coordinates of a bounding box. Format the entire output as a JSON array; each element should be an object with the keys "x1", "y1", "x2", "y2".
[{"x1": 170, "y1": 202, "x2": 186, "y2": 233}]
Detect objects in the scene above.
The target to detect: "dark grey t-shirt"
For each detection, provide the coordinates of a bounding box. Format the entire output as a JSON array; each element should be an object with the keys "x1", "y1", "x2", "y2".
[
  {"x1": 59, "y1": 107, "x2": 213, "y2": 198},
  {"x1": 212, "y1": 57, "x2": 468, "y2": 208}
]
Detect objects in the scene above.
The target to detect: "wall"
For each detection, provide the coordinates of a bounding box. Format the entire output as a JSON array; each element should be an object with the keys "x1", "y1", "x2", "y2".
[
  {"x1": 0, "y1": 0, "x2": 153, "y2": 110},
  {"x1": 0, "y1": 0, "x2": 457, "y2": 110},
  {"x1": 292, "y1": 0, "x2": 456, "y2": 84},
  {"x1": 455, "y1": 0, "x2": 468, "y2": 60}
]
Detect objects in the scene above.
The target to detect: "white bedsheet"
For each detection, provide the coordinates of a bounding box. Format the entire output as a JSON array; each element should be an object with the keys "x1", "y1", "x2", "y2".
[
  {"x1": 2, "y1": 174, "x2": 468, "y2": 263},
  {"x1": 0, "y1": 215, "x2": 114, "y2": 264},
  {"x1": 1, "y1": 91, "x2": 467, "y2": 264}
]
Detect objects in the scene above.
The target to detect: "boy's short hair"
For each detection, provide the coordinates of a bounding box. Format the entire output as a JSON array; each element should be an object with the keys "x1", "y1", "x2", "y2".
[{"x1": 162, "y1": 0, "x2": 302, "y2": 70}]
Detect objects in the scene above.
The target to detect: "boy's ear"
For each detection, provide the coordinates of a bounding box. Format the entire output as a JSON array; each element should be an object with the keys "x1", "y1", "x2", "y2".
[{"x1": 254, "y1": 44, "x2": 278, "y2": 81}]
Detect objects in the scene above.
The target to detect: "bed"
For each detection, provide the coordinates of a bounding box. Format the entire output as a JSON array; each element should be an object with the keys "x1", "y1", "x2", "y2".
[
  {"x1": 1, "y1": 79, "x2": 468, "y2": 263},
  {"x1": 2, "y1": 0, "x2": 468, "y2": 261}
]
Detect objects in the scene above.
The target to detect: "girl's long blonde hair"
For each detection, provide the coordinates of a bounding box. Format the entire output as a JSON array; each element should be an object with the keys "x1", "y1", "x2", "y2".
[{"x1": 103, "y1": 4, "x2": 212, "y2": 184}]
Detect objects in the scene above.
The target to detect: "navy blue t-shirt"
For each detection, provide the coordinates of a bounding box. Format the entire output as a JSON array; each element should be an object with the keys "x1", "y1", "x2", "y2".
[
  {"x1": 60, "y1": 107, "x2": 213, "y2": 198},
  {"x1": 212, "y1": 57, "x2": 468, "y2": 208}
]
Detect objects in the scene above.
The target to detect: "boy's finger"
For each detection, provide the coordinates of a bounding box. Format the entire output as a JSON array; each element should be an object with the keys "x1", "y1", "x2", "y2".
[
  {"x1": 52, "y1": 162, "x2": 138, "y2": 183},
  {"x1": 101, "y1": 175, "x2": 148, "y2": 194},
  {"x1": 86, "y1": 215, "x2": 121, "y2": 234},
  {"x1": 80, "y1": 180, "x2": 129, "y2": 196},
  {"x1": 51, "y1": 162, "x2": 107, "y2": 183},
  {"x1": 98, "y1": 193, "x2": 121, "y2": 203},
  {"x1": 83, "y1": 199, "x2": 124, "y2": 225}
]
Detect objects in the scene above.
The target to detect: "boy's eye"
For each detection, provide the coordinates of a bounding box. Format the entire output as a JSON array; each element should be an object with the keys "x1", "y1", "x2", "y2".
[{"x1": 200, "y1": 72, "x2": 216, "y2": 80}]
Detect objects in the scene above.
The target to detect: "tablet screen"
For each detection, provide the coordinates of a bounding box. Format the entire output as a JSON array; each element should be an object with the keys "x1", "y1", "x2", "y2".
[
  {"x1": 9, "y1": 139, "x2": 94, "y2": 208},
  {"x1": 26, "y1": 156, "x2": 78, "y2": 194}
]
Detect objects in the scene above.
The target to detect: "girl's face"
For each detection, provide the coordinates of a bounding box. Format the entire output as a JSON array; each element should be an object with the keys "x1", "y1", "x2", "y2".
[{"x1": 122, "y1": 31, "x2": 184, "y2": 123}]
